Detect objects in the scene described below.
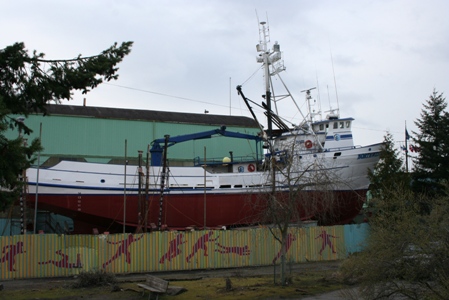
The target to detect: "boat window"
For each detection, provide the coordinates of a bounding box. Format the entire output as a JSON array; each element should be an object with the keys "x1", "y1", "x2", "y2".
[
  {"x1": 346, "y1": 121, "x2": 351, "y2": 128},
  {"x1": 319, "y1": 124, "x2": 324, "y2": 131},
  {"x1": 339, "y1": 122, "x2": 344, "y2": 128},
  {"x1": 333, "y1": 122, "x2": 338, "y2": 129}
]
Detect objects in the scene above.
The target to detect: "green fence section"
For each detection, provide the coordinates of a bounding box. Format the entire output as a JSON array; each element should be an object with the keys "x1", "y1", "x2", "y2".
[{"x1": 0, "y1": 224, "x2": 369, "y2": 280}]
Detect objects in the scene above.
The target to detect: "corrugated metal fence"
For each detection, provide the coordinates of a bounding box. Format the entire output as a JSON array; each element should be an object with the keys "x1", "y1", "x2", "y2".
[{"x1": 0, "y1": 224, "x2": 369, "y2": 280}]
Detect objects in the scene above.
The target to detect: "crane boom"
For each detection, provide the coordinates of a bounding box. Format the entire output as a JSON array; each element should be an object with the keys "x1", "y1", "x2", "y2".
[{"x1": 150, "y1": 126, "x2": 262, "y2": 166}]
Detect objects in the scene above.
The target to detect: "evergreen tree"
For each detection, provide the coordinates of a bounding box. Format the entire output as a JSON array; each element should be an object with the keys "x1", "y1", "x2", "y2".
[
  {"x1": 412, "y1": 90, "x2": 449, "y2": 195},
  {"x1": 0, "y1": 41, "x2": 133, "y2": 210},
  {"x1": 340, "y1": 90, "x2": 449, "y2": 300},
  {"x1": 368, "y1": 131, "x2": 408, "y2": 199}
]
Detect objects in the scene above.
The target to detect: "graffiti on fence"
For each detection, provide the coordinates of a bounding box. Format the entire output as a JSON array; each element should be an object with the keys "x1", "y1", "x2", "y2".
[
  {"x1": 315, "y1": 230, "x2": 338, "y2": 255},
  {"x1": 102, "y1": 234, "x2": 143, "y2": 268},
  {"x1": 1, "y1": 241, "x2": 24, "y2": 271},
  {"x1": 0, "y1": 224, "x2": 364, "y2": 279},
  {"x1": 186, "y1": 231, "x2": 218, "y2": 262},
  {"x1": 39, "y1": 250, "x2": 83, "y2": 268},
  {"x1": 272, "y1": 233, "x2": 297, "y2": 264},
  {"x1": 215, "y1": 243, "x2": 251, "y2": 255},
  {"x1": 159, "y1": 233, "x2": 186, "y2": 263}
]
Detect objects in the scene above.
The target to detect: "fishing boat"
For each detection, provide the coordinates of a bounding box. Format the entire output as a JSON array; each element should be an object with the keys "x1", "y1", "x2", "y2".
[{"x1": 26, "y1": 22, "x2": 382, "y2": 234}]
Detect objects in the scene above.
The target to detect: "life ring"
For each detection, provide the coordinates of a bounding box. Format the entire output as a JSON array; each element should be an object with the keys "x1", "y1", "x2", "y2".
[
  {"x1": 247, "y1": 164, "x2": 256, "y2": 172},
  {"x1": 305, "y1": 140, "x2": 313, "y2": 149}
]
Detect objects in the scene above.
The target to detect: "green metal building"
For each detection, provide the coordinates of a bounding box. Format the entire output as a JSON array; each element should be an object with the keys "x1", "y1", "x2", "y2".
[{"x1": 7, "y1": 105, "x2": 263, "y2": 167}]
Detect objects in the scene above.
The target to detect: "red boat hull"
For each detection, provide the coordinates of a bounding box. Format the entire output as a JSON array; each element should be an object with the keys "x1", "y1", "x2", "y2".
[{"x1": 27, "y1": 189, "x2": 366, "y2": 234}]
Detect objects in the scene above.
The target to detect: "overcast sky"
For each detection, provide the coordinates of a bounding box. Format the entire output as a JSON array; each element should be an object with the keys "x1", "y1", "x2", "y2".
[{"x1": 2, "y1": 0, "x2": 448, "y2": 152}]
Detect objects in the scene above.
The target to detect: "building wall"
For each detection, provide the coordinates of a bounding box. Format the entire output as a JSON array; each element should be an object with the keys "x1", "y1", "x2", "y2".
[{"x1": 6, "y1": 108, "x2": 262, "y2": 166}]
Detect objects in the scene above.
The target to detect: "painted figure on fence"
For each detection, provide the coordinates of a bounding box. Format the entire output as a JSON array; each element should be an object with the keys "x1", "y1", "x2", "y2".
[
  {"x1": 159, "y1": 233, "x2": 186, "y2": 263},
  {"x1": 272, "y1": 233, "x2": 297, "y2": 264},
  {"x1": 315, "y1": 230, "x2": 337, "y2": 255},
  {"x1": 215, "y1": 243, "x2": 251, "y2": 255},
  {"x1": 39, "y1": 250, "x2": 83, "y2": 268},
  {"x1": 186, "y1": 231, "x2": 218, "y2": 262},
  {"x1": 1, "y1": 241, "x2": 24, "y2": 272},
  {"x1": 102, "y1": 234, "x2": 143, "y2": 268}
]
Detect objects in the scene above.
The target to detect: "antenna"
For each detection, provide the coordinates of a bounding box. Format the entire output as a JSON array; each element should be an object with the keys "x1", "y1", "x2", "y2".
[
  {"x1": 255, "y1": 10, "x2": 267, "y2": 33},
  {"x1": 315, "y1": 68, "x2": 322, "y2": 119},
  {"x1": 330, "y1": 51, "x2": 340, "y2": 109},
  {"x1": 229, "y1": 77, "x2": 231, "y2": 115},
  {"x1": 329, "y1": 38, "x2": 340, "y2": 113},
  {"x1": 265, "y1": 12, "x2": 270, "y2": 30}
]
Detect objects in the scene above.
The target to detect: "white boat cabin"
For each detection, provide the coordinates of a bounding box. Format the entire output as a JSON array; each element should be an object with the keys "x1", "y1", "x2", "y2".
[{"x1": 273, "y1": 115, "x2": 355, "y2": 154}]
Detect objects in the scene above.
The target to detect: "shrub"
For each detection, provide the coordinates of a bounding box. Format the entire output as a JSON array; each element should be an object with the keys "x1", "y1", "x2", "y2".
[{"x1": 73, "y1": 269, "x2": 117, "y2": 288}]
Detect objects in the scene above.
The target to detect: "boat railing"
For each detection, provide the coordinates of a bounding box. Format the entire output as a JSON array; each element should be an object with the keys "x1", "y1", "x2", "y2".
[
  {"x1": 323, "y1": 146, "x2": 357, "y2": 152},
  {"x1": 193, "y1": 155, "x2": 260, "y2": 167}
]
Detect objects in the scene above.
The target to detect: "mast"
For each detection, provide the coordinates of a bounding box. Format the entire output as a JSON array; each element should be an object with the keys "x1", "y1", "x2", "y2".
[
  {"x1": 256, "y1": 21, "x2": 286, "y2": 137},
  {"x1": 137, "y1": 150, "x2": 144, "y2": 233},
  {"x1": 158, "y1": 135, "x2": 169, "y2": 230},
  {"x1": 257, "y1": 21, "x2": 272, "y2": 136},
  {"x1": 301, "y1": 87, "x2": 317, "y2": 124}
]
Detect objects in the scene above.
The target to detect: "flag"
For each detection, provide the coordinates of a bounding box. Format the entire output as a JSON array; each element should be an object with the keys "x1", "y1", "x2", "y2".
[
  {"x1": 405, "y1": 129, "x2": 410, "y2": 140},
  {"x1": 409, "y1": 144, "x2": 420, "y2": 152}
]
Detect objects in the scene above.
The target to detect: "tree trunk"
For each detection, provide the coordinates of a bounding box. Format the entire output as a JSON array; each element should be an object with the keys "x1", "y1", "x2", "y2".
[{"x1": 280, "y1": 228, "x2": 288, "y2": 286}]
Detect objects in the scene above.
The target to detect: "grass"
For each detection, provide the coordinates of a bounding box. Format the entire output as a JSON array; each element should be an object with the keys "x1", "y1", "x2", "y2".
[{"x1": 154, "y1": 271, "x2": 345, "y2": 300}]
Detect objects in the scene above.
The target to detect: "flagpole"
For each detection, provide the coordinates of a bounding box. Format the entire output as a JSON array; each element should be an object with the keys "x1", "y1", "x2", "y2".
[{"x1": 405, "y1": 121, "x2": 409, "y2": 173}]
